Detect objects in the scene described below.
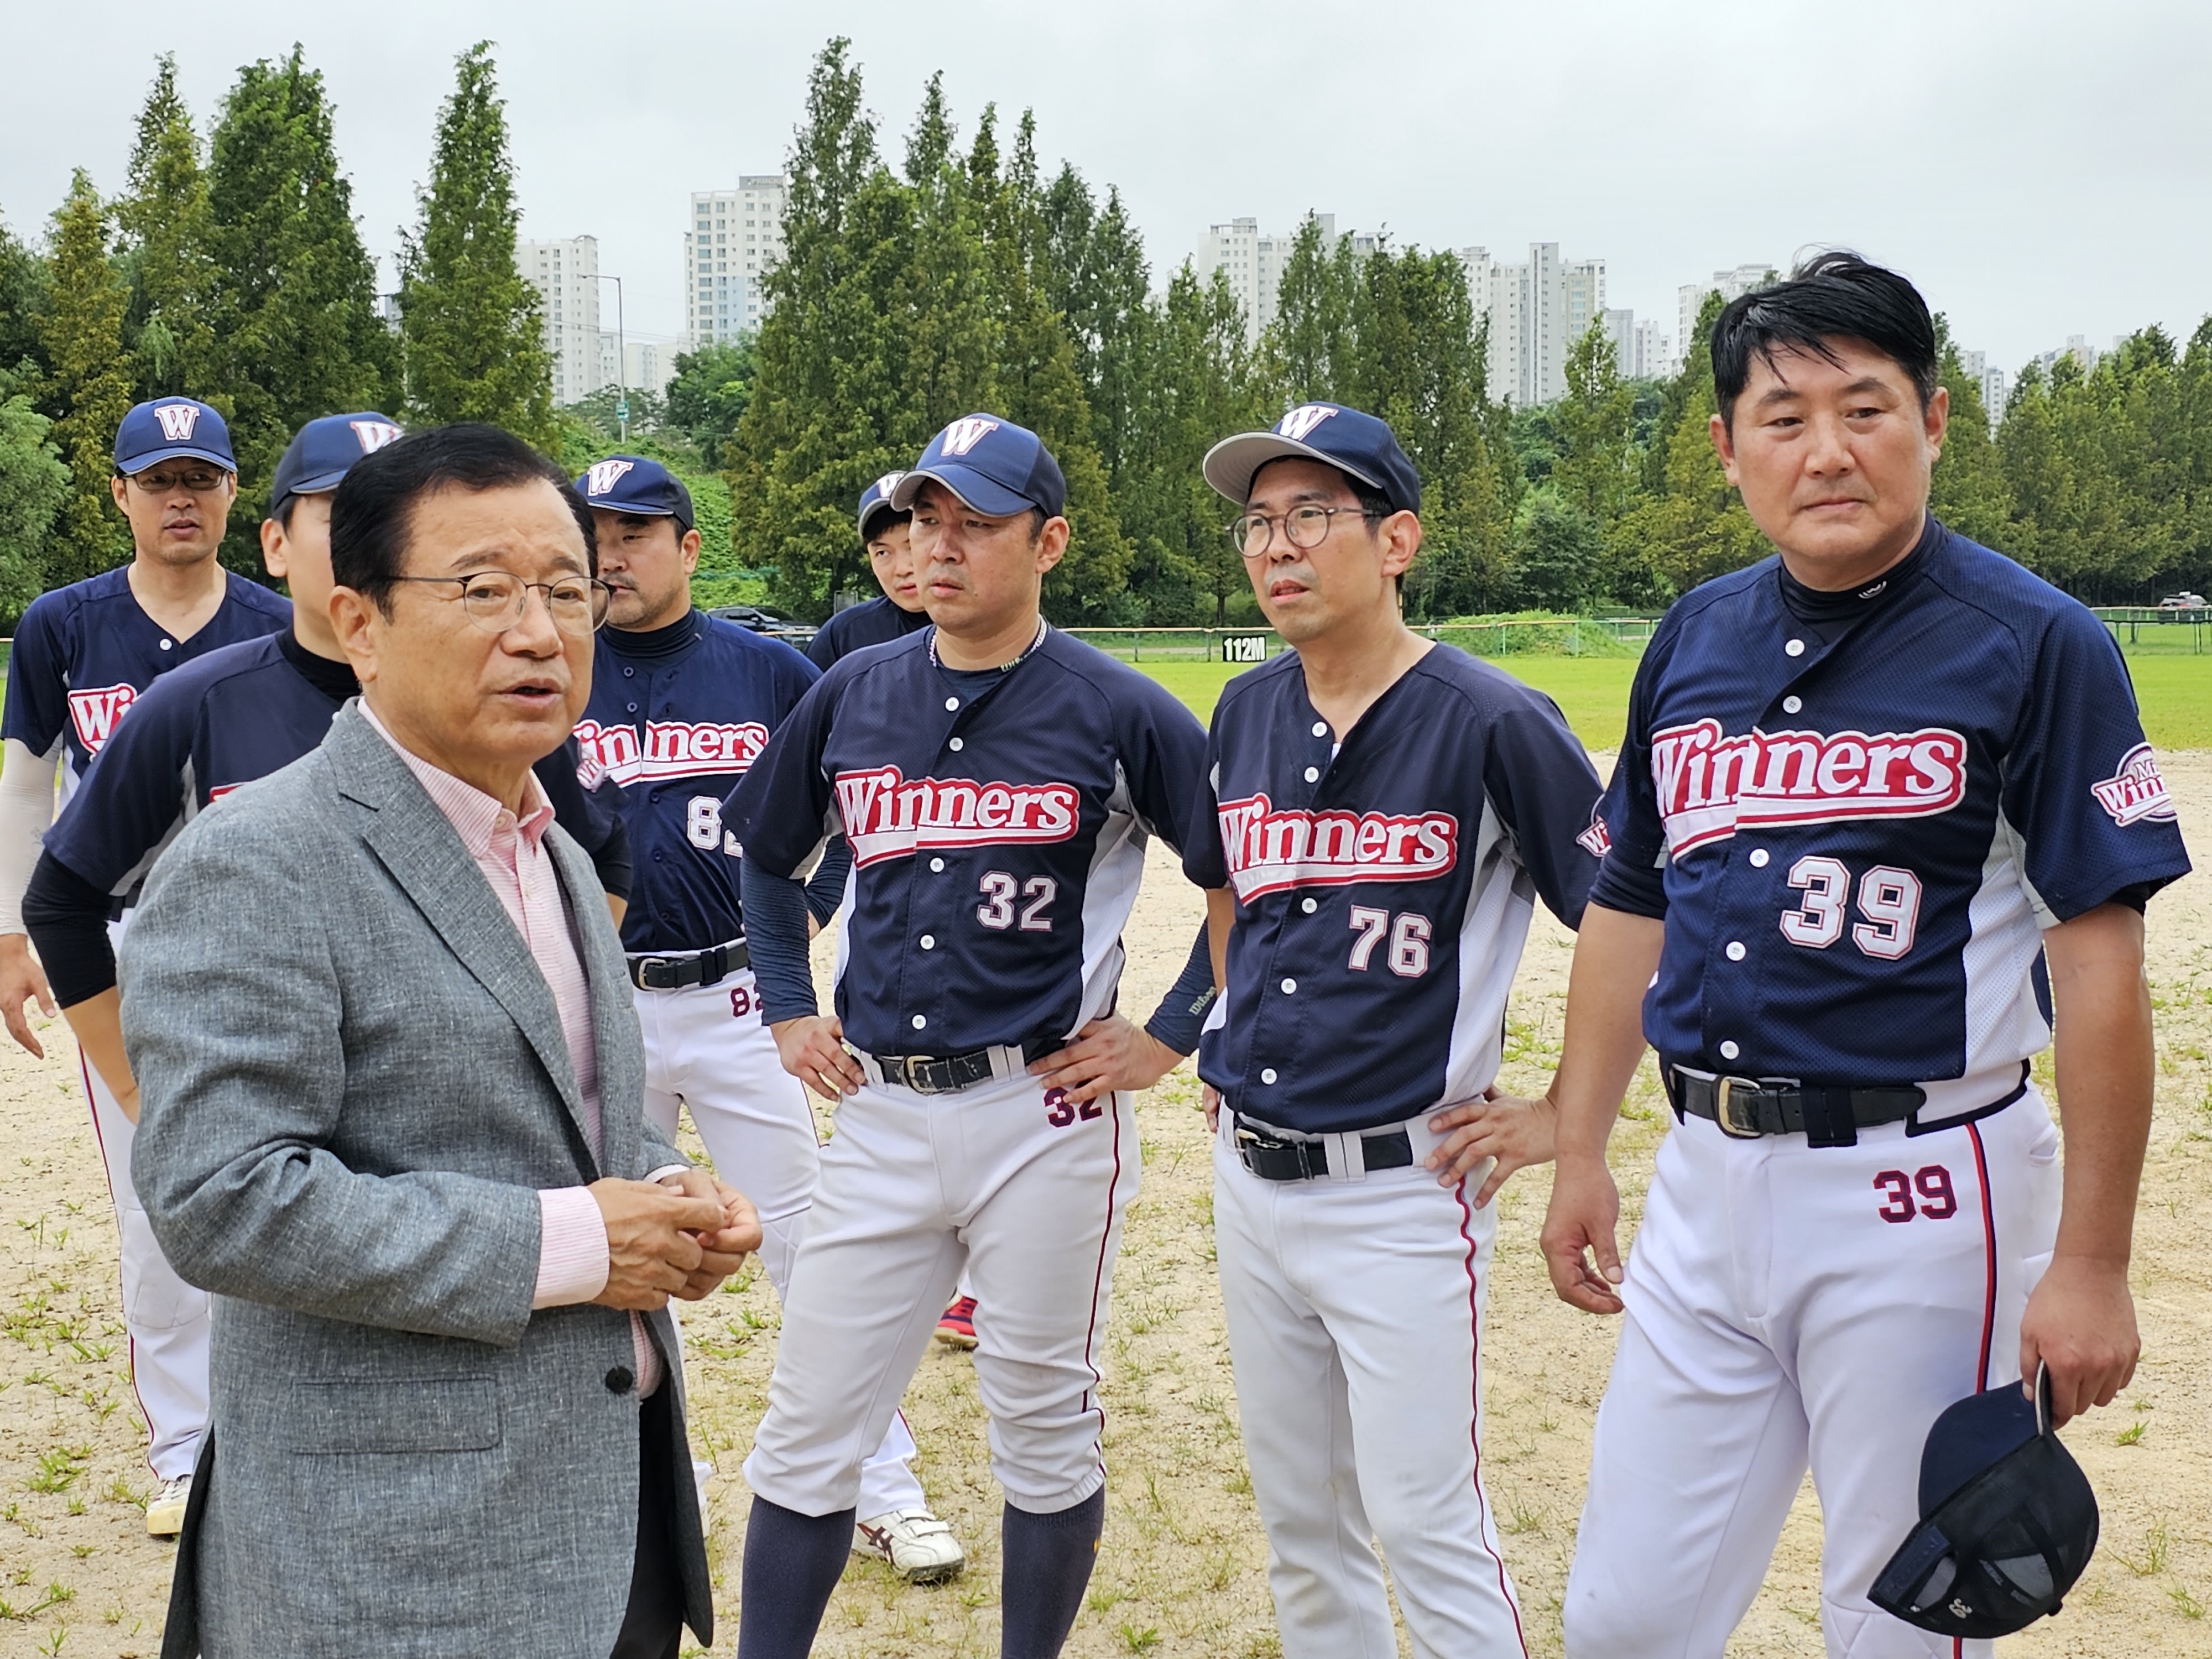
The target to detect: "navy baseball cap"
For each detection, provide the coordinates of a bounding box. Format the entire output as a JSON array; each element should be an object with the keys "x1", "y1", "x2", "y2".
[
  {"x1": 889, "y1": 415, "x2": 1066, "y2": 520},
  {"x1": 1869, "y1": 1374, "x2": 2099, "y2": 1640},
  {"x1": 271, "y1": 413, "x2": 403, "y2": 517},
  {"x1": 577, "y1": 456, "x2": 695, "y2": 530},
  {"x1": 1202, "y1": 402, "x2": 1422, "y2": 516},
  {"x1": 858, "y1": 471, "x2": 910, "y2": 541},
  {"x1": 113, "y1": 398, "x2": 236, "y2": 476}
]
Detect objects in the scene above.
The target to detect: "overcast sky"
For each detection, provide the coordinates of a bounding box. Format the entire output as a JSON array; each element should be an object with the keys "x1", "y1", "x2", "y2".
[{"x1": 7, "y1": 0, "x2": 2209, "y2": 375}]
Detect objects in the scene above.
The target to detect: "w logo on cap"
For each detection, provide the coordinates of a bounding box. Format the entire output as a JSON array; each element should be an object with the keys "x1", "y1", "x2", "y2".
[
  {"x1": 585, "y1": 459, "x2": 635, "y2": 498},
  {"x1": 873, "y1": 471, "x2": 906, "y2": 497},
  {"x1": 1276, "y1": 405, "x2": 1340, "y2": 442},
  {"x1": 938, "y1": 418, "x2": 1000, "y2": 458},
  {"x1": 154, "y1": 403, "x2": 202, "y2": 442},
  {"x1": 351, "y1": 420, "x2": 401, "y2": 455}
]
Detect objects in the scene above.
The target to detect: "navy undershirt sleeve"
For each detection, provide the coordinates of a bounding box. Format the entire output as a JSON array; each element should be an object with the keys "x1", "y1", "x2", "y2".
[
  {"x1": 740, "y1": 855, "x2": 820, "y2": 1024},
  {"x1": 1589, "y1": 850, "x2": 1668, "y2": 919},
  {"x1": 22, "y1": 852, "x2": 118, "y2": 1007},
  {"x1": 802, "y1": 838, "x2": 854, "y2": 929},
  {"x1": 1142, "y1": 923, "x2": 1217, "y2": 1056}
]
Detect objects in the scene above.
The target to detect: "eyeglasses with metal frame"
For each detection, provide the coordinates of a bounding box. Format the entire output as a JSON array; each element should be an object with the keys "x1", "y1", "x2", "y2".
[{"x1": 386, "y1": 572, "x2": 613, "y2": 637}]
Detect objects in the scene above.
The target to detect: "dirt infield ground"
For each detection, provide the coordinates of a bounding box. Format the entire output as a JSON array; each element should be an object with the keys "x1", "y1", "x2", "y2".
[{"x1": 4, "y1": 759, "x2": 2212, "y2": 1656}]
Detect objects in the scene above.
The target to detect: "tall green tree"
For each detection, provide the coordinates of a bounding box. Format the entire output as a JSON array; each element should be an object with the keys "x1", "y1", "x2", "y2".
[
  {"x1": 202, "y1": 45, "x2": 395, "y2": 572},
  {"x1": 1614, "y1": 291, "x2": 1765, "y2": 598},
  {"x1": 117, "y1": 54, "x2": 217, "y2": 403},
  {"x1": 1337, "y1": 246, "x2": 1513, "y2": 617},
  {"x1": 0, "y1": 211, "x2": 49, "y2": 381},
  {"x1": 0, "y1": 380, "x2": 70, "y2": 615},
  {"x1": 664, "y1": 335, "x2": 757, "y2": 468},
  {"x1": 1927, "y1": 319, "x2": 2011, "y2": 549},
  {"x1": 729, "y1": 40, "x2": 920, "y2": 617},
  {"x1": 1265, "y1": 215, "x2": 1355, "y2": 404},
  {"x1": 965, "y1": 108, "x2": 1130, "y2": 619},
  {"x1": 38, "y1": 172, "x2": 134, "y2": 584},
  {"x1": 397, "y1": 41, "x2": 550, "y2": 440}
]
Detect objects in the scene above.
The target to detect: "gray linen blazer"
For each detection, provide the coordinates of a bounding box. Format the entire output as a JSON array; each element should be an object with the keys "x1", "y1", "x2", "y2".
[{"x1": 122, "y1": 705, "x2": 709, "y2": 1658}]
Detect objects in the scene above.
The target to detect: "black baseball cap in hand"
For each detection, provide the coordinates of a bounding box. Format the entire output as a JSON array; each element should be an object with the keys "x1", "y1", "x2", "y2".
[{"x1": 1869, "y1": 1368, "x2": 2098, "y2": 1640}]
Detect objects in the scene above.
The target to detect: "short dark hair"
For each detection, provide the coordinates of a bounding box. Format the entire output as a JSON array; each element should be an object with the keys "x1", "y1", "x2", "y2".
[
  {"x1": 1711, "y1": 252, "x2": 1938, "y2": 428},
  {"x1": 330, "y1": 424, "x2": 593, "y2": 614}
]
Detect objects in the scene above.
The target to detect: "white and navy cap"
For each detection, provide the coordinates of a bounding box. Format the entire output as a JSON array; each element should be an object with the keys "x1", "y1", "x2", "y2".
[
  {"x1": 889, "y1": 414, "x2": 1067, "y2": 519},
  {"x1": 575, "y1": 455, "x2": 695, "y2": 530},
  {"x1": 857, "y1": 471, "x2": 910, "y2": 540},
  {"x1": 113, "y1": 398, "x2": 236, "y2": 476},
  {"x1": 271, "y1": 413, "x2": 403, "y2": 515},
  {"x1": 1202, "y1": 402, "x2": 1422, "y2": 514}
]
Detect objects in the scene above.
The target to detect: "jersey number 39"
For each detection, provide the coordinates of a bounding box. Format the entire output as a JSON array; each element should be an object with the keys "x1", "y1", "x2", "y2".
[{"x1": 1781, "y1": 857, "x2": 1922, "y2": 961}]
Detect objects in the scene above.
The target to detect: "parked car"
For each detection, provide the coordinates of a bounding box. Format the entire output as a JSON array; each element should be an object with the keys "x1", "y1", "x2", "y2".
[
  {"x1": 2156, "y1": 592, "x2": 2207, "y2": 611},
  {"x1": 707, "y1": 604, "x2": 816, "y2": 648}
]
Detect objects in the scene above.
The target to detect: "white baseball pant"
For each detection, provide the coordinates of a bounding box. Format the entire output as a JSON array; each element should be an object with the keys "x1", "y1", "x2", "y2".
[
  {"x1": 1564, "y1": 1093, "x2": 2062, "y2": 1659},
  {"x1": 89, "y1": 910, "x2": 210, "y2": 1483},
  {"x1": 635, "y1": 971, "x2": 925, "y2": 1517},
  {"x1": 744, "y1": 1067, "x2": 1139, "y2": 1517},
  {"x1": 1212, "y1": 1110, "x2": 1528, "y2": 1659},
  {"x1": 85, "y1": 1050, "x2": 210, "y2": 1482}
]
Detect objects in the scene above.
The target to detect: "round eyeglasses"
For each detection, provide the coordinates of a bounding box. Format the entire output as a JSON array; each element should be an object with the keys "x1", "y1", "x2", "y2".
[{"x1": 1224, "y1": 503, "x2": 1380, "y2": 559}]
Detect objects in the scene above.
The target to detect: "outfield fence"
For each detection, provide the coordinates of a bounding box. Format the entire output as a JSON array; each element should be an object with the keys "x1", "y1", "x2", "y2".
[
  {"x1": 2091, "y1": 609, "x2": 2212, "y2": 654},
  {"x1": 1061, "y1": 617, "x2": 1660, "y2": 662}
]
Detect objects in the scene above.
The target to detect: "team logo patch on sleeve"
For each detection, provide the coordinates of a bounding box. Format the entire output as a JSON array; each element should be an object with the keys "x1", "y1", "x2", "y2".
[
  {"x1": 1215, "y1": 793, "x2": 1458, "y2": 900},
  {"x1": 1576, "y1": 814, "x2": 1613, "y2": 858},
  {"x1": 834, "y1": 766, "x2": 1081, "y2": 867},
  {"x1": 66, "y1": 684, "x2": 138, "y2": 753},
  {"x1": 2092, "y1": 743, "x2": 2177, "y2": 826},
  {"x1": 1652, "y1": 719, "x2": 1969, "y2": 855}
]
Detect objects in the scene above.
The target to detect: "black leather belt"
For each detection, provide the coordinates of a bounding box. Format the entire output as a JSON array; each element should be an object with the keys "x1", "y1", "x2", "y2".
[
  {"x1": 1669, "y1": 1068, "x2": 1924, "y2": 1146},
  {"x1": 869, "y1": 1035, "x2": 1065, "y2": 1097},
  {"x1": 1232, "y1": 1114, "x2": 1415, "y2": 1181},
  {"x1": 626, "y1": 941, "x2": 749, "y2": 992}
]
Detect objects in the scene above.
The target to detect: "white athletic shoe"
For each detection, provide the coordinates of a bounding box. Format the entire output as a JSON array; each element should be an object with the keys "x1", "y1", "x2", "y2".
[
  {"x1": 146, "y1": 1474, "x2": 191, "y2": 1538},
  {"x1": 852, "y1": 1507, "x2": 966, "y2": 1583}
]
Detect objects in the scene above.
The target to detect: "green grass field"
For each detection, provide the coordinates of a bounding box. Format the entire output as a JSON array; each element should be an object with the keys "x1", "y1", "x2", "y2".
[{"x1": 1136, "y1": 649, "x2": 2212, "y2": 753}]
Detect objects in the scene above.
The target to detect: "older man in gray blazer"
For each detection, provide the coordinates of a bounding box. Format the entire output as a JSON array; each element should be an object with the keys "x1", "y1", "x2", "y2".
[{"x1": 123, "y1": 423, "x2": 759, "y2": 1659}]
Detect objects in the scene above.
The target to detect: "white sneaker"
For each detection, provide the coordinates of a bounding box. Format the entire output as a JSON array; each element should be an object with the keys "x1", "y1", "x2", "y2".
[
  {"x1": 147, "y1": 1474, "x2": 191, "y2": 1538},
  {"x1": 852, "y1": 1507, "x2": 966, "y2": 1583}
]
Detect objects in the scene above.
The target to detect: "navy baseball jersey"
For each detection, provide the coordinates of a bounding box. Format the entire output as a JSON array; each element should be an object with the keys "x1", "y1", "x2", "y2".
[
  {"x1": 575, "y1": 610, "x2": 821, "y2": 955},
  {"x1": 1185, "y1": 648, "x2": 1604, "y2": 1135},
  {"x1": 2, "y1": 567, "x2": 291, "y2": 792},
  {"x1": 727, "y1": 626, "x2": 1210, "y2": 1056},
  {"x1": 43, "y1": 630, "x2": 629, "y2": 905},
  {"x1": 805, "y1": 596, "x2": 931, "y2": 670},
  {"x1": 1591, "y1": 519, "x2": 2192, "y2": 1113}
]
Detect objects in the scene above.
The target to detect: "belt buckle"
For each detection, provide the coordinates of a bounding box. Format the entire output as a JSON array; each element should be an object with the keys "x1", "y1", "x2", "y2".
[
  {"x1": 634, "y1": 956, "x2": 671, "y2": 988},
  {"x1": 1714, "y1": 1076, "x2": 1765, "y2": 1139},
  {"x1": 901, "y1": 1056, "x2": 948, "y2": 1096}
]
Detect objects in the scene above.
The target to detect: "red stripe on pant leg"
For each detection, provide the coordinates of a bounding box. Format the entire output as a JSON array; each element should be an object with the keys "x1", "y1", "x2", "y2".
[
  {"x1": 1077, "y1": 1093, "x2": 1126, "y2": 1455},
  {"x1": 1968, "y1": 1121, "x2": 1997, "y2": 1394},
  {"x1": 81, "y1": 1053, "x2": 160, "y2": 1478},
  {"x1": 1454, "y1": 1184, "x2": 1530, "y2": 1659}
]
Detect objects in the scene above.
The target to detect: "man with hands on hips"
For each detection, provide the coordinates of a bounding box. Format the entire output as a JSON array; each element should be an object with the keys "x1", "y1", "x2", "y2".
[
  {"x1": 124, "y1": 424, "x2": 760, "y2": 1659},
  {"x1": 723, "y1": 413, "x2": 1222, "y2": 1659}
]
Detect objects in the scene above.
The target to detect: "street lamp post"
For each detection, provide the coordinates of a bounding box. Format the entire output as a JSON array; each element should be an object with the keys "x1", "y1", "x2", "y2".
[{"x1": 586, "y1": 272, "x2": 627, "y2": 442}]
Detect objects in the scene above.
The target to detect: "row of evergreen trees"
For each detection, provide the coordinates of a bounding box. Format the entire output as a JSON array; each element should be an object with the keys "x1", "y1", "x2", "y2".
[
  {"x1": 7, "y1": 36, "x2": 2212, "y2": 627},
  {"x1": 0, "y1": 43, "x2": 560, "y2": 613}
]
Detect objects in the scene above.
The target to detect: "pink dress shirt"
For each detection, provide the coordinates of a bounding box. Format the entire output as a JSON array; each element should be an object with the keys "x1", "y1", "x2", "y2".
[{"x1": 362, "y1": 706, "x2": 667, "y2": 1393}]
